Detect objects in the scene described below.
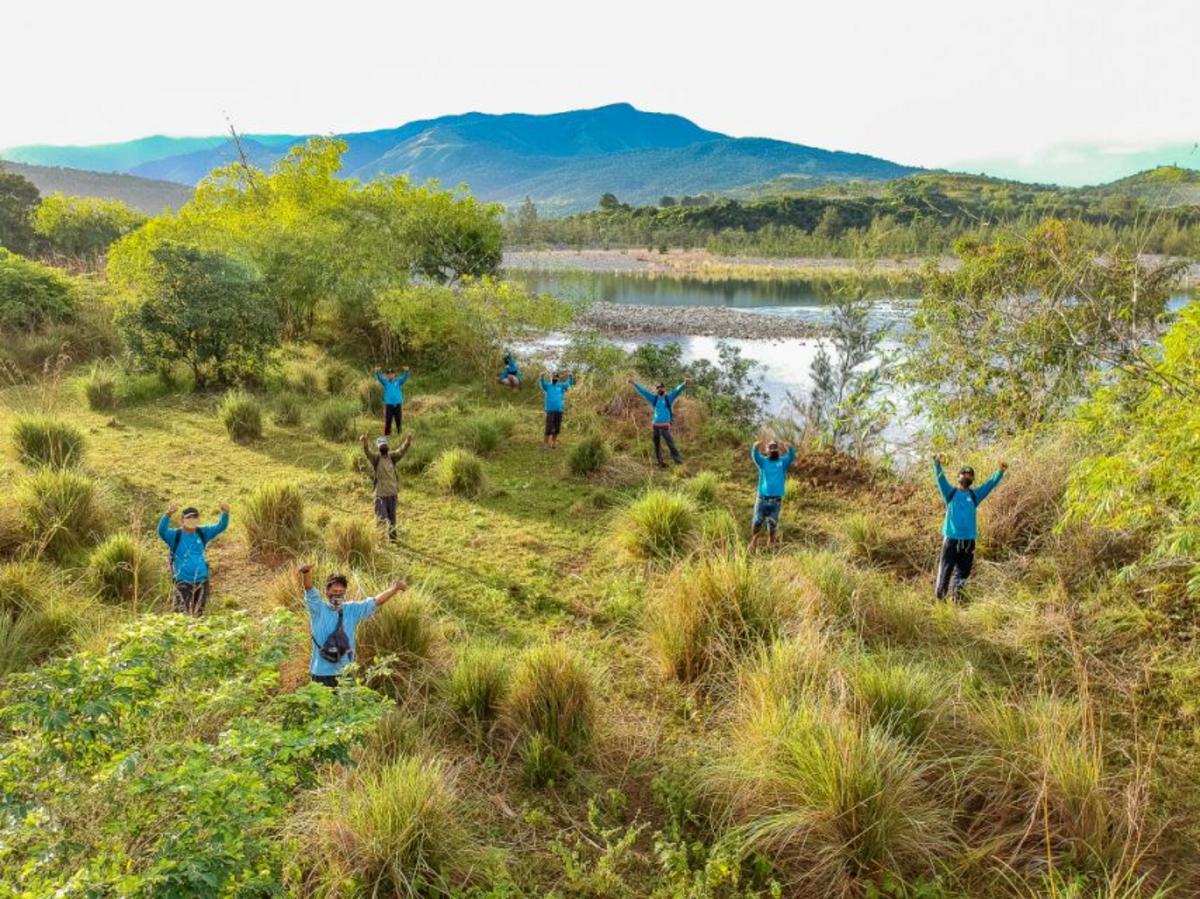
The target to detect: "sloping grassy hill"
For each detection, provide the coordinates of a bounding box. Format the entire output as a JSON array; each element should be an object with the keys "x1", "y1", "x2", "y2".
[{"x1": 0, "y1": 161, "x2": 193, "y2": 213}]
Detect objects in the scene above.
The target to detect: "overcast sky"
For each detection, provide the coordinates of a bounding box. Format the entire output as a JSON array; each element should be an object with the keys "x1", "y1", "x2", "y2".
[{"x1": 4, "y1": 0, "x2": 1198, "y2": 180}]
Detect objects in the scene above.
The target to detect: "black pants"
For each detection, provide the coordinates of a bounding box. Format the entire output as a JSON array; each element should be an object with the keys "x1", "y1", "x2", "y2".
[
  {"x1": 935, "y1": 538, "x2": 975, "y2": 601},
  {"x1": 652, "y1": 426, "x2": 682, "y2": 465},
  {"x1": 545, "y1": 410, "x2": 563, "y2": 436},
  {"x1": 374, "y1": 494, "x2": 397, "y2": 539},
  {"x1": 311, "y1": 674, "x2": 339, "y2": 689},
  {"x1": 384, "y1": 404, "x2": 403, "y2": 435},
  {"x1": 172, "y1": 579, "x2": 210, "y2": 616}
]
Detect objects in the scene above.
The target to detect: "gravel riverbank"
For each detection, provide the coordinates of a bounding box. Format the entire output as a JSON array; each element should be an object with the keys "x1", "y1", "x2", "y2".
[{"x1": 574, "y1": 302, "x2": 827, "y2": 340}]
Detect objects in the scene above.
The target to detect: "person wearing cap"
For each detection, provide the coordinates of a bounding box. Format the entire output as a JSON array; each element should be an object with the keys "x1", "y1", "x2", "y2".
[
  {"x1": 360, "y1": 431, "x2": 413, "y2": 540},
  {"x1": 157, "y1": 502, "x2": 231, "y2": 615},
  {"x1": 374, "y1": 365, "x2": 412, "y2": 436},
  {"x1": 932, "y1": 454, "x2": 1008, "y2": 601},
  {"x1": 629, "y1": 378, "x2": 689, "y2": 467},
  {"x1": 749, "y1": 437, "x2": 798, "y2": 550},
  {"x1": 297, "y1": 563, "x2": 408, "y2": 688},
  {"x1": 538, "y1": 369, "x2": 575, "y2": 449},
  {"x1": 499, "y1": 354, "x2": 521, "y2": 390}
]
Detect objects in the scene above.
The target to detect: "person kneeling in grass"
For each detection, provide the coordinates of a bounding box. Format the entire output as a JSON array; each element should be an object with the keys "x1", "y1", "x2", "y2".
[
  {"x1": 158, "y1": 502, "x2": 230, "y2": 616},
  {"x1": 374, "y1": 365, "x2": 411, "y2": 436},
  {"x1": 539, "y1": 369, "x2": 575, "y2": 449},
  {"x1": 932, "y1": 454, "x2": 1008, "y2": 602},
  {"x1": 360, "y1": 431, "x2": 412, "y2": 541},
  {"x1": 630, "y1": 378, "x2": 689, "y2": 467},
  {"x1": 299, "y1": 563, "x2": 408, "y2": 689},
  {"x1": 499, "y1": 354, "x2": 521, "y2": 390},
  {"x1": 749, "y1": 437, "x2": 797, "y2": 550}
]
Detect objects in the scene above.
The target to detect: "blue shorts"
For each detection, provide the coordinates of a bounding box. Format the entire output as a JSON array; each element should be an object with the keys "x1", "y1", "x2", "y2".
[{"x1": 752, "y1": 496, "x2": 782, "y2": 530}]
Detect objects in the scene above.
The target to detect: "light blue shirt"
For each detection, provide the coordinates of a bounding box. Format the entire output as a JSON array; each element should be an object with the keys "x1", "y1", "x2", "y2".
[
  {"x1": 634, "y1": 383, "x2": 685, "y2": 425},
  {"x1": 539, "y1": 375, "x2": 575, "y2": 412},
  {"x1": 933, "y1": 462, "x2": 1003, "y2": 540},
  {"x1": 752, "y1": 446, "x2": 797, "y2": 497},
  {"x1": 376, "y1": 370, "x2": 410, "y2": 405},
  {"x1": 305, "y1": 587, "x2": 378, "y2": 676},
  {"x1": 157, "y1": 511, "x2": 229, "y2": 582}
]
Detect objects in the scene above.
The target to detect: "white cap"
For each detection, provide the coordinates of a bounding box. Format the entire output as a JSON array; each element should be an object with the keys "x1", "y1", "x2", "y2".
[{"x1": 375, "y1": 436, "x2": 389, "y2": 448}]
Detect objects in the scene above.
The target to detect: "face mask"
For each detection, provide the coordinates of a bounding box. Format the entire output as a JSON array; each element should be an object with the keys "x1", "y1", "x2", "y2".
[
  {"x1": 656, "y1": 389, "x2": 665, "y2": 396},
  {"x1": 327, "y1": 593, "x2": 345, "y2": 609},
  {"x1": 552, "y1": 377, "x2": 559, "y2": 384},
  {"x1": 769, "y1": 451, "x2": 780, "y2": 461},
  {"x1": 380, "y1": 447, "x2": 389, "y2": 457},
  {"x1": 959, "y1": 477, "x2": 973, "y2": 488}
]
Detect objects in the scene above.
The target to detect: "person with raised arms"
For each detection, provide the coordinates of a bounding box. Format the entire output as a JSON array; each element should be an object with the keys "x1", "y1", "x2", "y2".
[
  {"x1": 630, "y1": 378, "x2": 689, "y2": 467},
  {"x1": 748, "y1": 437, "x2": 797, "y2": 550},
  {"x1": 498, "y1": 354, "x2": 521, "y2": 390},
  {"x1": 360, "y1": 431, "x2": 413, "y2": 541},
  {"x1": 931, "y1": 454, "x2": 1008, "y2": 602},
  {"x1": 157, "y1": 502, "x2": 230, "y2": 616},
  {"x1": 298, "y1": 563, "x2": 408, "y2": 689},
  {"x1": 374, "y1": 365, "x2": 412, "y2": 436},
  {"x1": 538, "y1": 369, "x2": 575, "y2": 449}
]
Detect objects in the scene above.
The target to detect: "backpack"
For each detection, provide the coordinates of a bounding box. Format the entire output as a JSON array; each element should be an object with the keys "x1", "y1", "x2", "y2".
[
  {"x1": 947, "y1": 487, "x2": 979, "y2": 505},
  {"x1": 313, "y1": 607, "x2": 352, "y2": 665},
  {"x1": 169, "y1": 528, "x2": 208, "y2": 574}
]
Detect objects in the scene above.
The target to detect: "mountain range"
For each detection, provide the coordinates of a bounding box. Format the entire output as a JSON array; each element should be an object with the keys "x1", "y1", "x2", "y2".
[{"x1": 2, "y1": 104, "x2": 920, "y2": 213}]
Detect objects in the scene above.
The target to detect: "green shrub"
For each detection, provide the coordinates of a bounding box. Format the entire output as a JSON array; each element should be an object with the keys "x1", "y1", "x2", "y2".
[
  {"x1": 82, "y1": 365, "x2": 119, "y2": 411},
  {"x1": 850, "y1": 655, "x2": 947, "y2": 744},
  {"x1": 357, "y1": 587, "x2": 439, "y2": 673},
  {"x1": 218, "y1": 390, "x2": 263, "y2": 443},
  {"x1": 12, "y1": 416, "x2": 85, "y2": 469},
  {"x1": 615, "y1": 490, "x2": 698, "y2": 561},
  {"x1": 324, "y1": 516, "x2": 376, "y2": 566},
  {"x1": 446, "y1": 641, "x2": 512, "y2": 730},
  {"x1": 568, "y1": 433, "x2": 609, "y2": 476},
  {"x1": 504, "y1": 643, "x2": 596, "y2": 771},
  {"x1": 699, "y1": 507, "x2": 741, "y2": 551},
  {"x1": 358, "y1": 377, "x2": 384, "y2": 414},
  {"x1": 0, "y1": 247, "x2": 76, "y2": 331},
  {"x1": 457, "y1": 411, "x2": 515, "y2": 455},
  {"x1": 295, "y1": 755, "x2": 472, "y2": 897},
  {"x1": 323, "y1": 363, "x2": 355, "y2": 395},
  {"x1": 272, "y1": 391, "x2": 305, "y2": 427},
  {"x1": 647, "y1": 552, "x2": 792, "y2": 683},
  {"x1": 683, "y1": 470, "x2": 722, "y2": 508},
  {"x1": 315, "y1": 399, "x2": 358, "y2": 442},
  {"x1": 430, "y1": 448, "x2": 486, "y2": 498},
  {"x1": 18, "y1": 469, "x2": 105, "y2": 559},
  {"x1": 87, "y1": 532, "x2": 158, "y2": 605},
  {"x1": 842, "y1": 511, "x2": 888, "y2": 563},
  {"x1": 243, "y1": 481, "x2": 306, "y2": 555},
  {"x1": 0, "y1": 600, "x2": 76, "y2": 676},
  {"x1": 0, "y1": 560, "x2": 51, "y2": 619},
  {"x1": 398, "y1": 444, "x2": 436, "y2": 475},
  {"x1": 291, "y1": 366, "x2": 321, "y2": 396}
]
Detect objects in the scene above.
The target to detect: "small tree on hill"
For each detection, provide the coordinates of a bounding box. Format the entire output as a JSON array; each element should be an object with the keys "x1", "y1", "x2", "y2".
[
  {"x1": 33, "y1": 194, "x2": 146, "y2": 260},
  {"x1": 0, "y1": 168, "x2": 40, "y2": 255},
  {"x1": 599, "y1": 193, "x2": 622, "y2": 211}
]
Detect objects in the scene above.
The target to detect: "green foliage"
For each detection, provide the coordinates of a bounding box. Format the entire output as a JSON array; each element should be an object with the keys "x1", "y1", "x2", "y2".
[
  {"x1": 0, "y1": 167, "x2": 40, "y2": 254},
  {"x1": 81, "y1": 364, "x2": 118, "y2": 411},
  {"x1": 683, "y1": 470, "x2": 722, "y2": 507},
  {"x1": 32, "y1": 193, "x2": 146, "y2": 258},
  {"x1": 505, "y1": 643, "x2": 596, "y2": 784},
  {"x1": 323, "y1": 361, "x2": 355, "y2": 395},
  {"x1": 272, "y1": 390, "x2": 305, "y2": 426},
  {"x1": 568, "y1": 433, "x2": 610, "y2": 476},
  {"x1": 631, "y1": 340, "x2": 768, "y2": 429},
  {"x1": 0, "y1": 599, "x2": 75, "y2": 676},
  {"x1": 11, "y1": 416, "x2": 85, "y2": 469},
  {"x1": 243, "y1": 481, "x2": 306, "y2": 555},
  {"x1": 849, "y1": 655, "x2": 947, "y2": 744},
  {"x1": 446, "y1": 641, "x2": 512, "y2": 730},
  {"x1": 113, "y1": 240, "x2": 279, "y2": 389},
  {"x1": 87, "y1": 532, "x2": 157, "y2": 605},
  {"x1": 218, "y1": 389, "x2": 264, "y2": 443},
  {"x1": 314, "y1": 398, "x2": 358, "y2": 442},
  {"x1": 430, "y1": 448, "x2": 486, "y2": 498},
  {"x1": 0, "y1": 247, "x2": 76, "y2": 332},
  {"x1": 0, "y1": 611, "x2": 388, "y2": 895},
  {"x1": 616, "y1": 490, "x2": 699, "y2": 561},
  {"x1": 358, "y1": 588, "x2": 440, "y2": 674},
  {"x1": 324, "y1": 516, "x2": 376, "y2": 566},
  {"x1": 457, "y1": 409, "x2": 516, "y2": 455},
  {"x1": 17, "y1": 469, "x2": 104, "y2": 559},
  {"x1": 357, "y1": 376, "x2": 384, "y2": 414}
]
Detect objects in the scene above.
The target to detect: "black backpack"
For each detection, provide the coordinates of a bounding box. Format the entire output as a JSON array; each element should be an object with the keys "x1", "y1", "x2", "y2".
[
  {"x1": 313, "y1": 608, "x2": 352, "y2": 665},
  {"x1": 169, "y1": 528, "x2": 208, "y2": 573},
  {"x1": 947, "y1": 487, "x2": 979, "y2": 504}
]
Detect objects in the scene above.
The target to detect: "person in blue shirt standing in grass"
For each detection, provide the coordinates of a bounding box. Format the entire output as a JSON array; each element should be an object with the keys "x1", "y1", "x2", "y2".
[
  {"x1": 297, "y1": 563, "x2": 409, "y2": 689},
  {"x1": 539, "y1": 369, "x2": 575, "y2": 448},
  {"x1": 375, "y1": 365, "x2": 411, "y2": 436},
  {"x1": 499, "y1": 354, "x2": 521, "y2": 390},
  {"x1": 932, "y1": 454, "x2": 1008, "y2": 602},
  {"x1": 749, "y1": 437, "x2": 798, "y2": 550},
  {"x1": 157, "y1": 502, "x2": 230, "y2": 616},
  {"x1": 630, "y1": 378, "x2": 689, "y2": 467}
]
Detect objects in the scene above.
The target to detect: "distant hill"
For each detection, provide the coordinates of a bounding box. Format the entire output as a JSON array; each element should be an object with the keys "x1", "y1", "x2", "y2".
[
  {"x1": 1086, "y1": 165, "x2": 1200, "y2": 206},
  {"x1": 1, "y1": 134, "x2": 298, "y2": 175},
  {"x1": 0, "y1": 161, "x2": 193, "y2": 214},
  {"x1": 3, "y1": 104, "x2": 920, "y2": 213}
]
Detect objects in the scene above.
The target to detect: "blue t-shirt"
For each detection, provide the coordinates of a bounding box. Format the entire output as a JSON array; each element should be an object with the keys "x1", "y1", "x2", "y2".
[
  {"x1": 934, "y1": 462, "x2": 1003, "y2": 540},
  {"x1": 376, "y1": 371, "x2": 410, "y2": 405},
  {"x1": 539, "y1": 376, "x2": 574, "y2": 412},
  {"x1": 634, "y1": 383, "x2": 685, "y2": 425},
  {"x1": 752, "y1": 446, "x2": 797, "y2": 497},
  {"x1": 305, "y1": 587, "x2": 378, "y2": 676},
  {"x1": 157, "y1": 512, "x2": 229, "y2": 582},
  {"x1": 499, "y1": 361, "x2": 520, "y2": 381}
]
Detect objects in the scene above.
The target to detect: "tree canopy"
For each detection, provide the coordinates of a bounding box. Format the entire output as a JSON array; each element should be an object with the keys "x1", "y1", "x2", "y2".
[{"x1": 33, "y1": 194, "x2": 146, "y2": 259}]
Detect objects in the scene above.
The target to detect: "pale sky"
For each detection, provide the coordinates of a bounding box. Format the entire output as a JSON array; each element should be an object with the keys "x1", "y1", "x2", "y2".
[{"x1": 4, "y1": 0, "x2": 1198, "y2": 179}]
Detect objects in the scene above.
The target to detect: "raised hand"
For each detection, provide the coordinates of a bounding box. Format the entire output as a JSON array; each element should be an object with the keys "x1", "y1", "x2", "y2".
[
  {"x1": 167, "y1": 503, "x2": 178, "y2": 515},
  {"x1": 219, "y1": 502, "x2": 230, "y2": 513},
  {"x1": 390, "y1": 577, "x2": 408, "y2": 593},
  {"x1": 999, "y1": 460, "x2": 1009, "y2": 472},
  {"x1": 298, "y1": 563, "x2": 313, "y2": 574},
  {"x1": 933, "y1": 454, "x2": 944, "y2": 466}
]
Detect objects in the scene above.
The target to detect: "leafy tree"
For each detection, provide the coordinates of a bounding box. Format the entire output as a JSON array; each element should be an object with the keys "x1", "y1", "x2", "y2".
[
  {"x1": 630, "y1": 340, "x2": 768, "y2": 430},
  {"x1": 0, "y1": 168, "x2": 40, "y2": 254},
  {"x1": 512, "y1": 195, "x2": 539, "y2": 243},
  {"x1": 659, "y1": 196, "x2": 678, "y2": 208},
  {"x1": 813, "y1": 205, "x2": 844, "y2": 239},
  {"x1": 599, "y1": 192, "x2": 622, "y2": 211},
  {"x1": 33, "y1": 194, "x2": 146, "y2": 259},
  {"x1": 115, "y1": 241, "x2": 279, "y2": 389},
  {"x1": 902, "y1": 220, "x2": 1187, "y2": 440},
  {"x1": 0, "y1": 247, "x2": 76, "y2": 331}
]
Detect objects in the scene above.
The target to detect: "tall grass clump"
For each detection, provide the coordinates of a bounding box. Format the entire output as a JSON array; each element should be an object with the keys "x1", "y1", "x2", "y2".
[
  {"x1": 849, "y1": 654, "x2": 949, "y2": 744},
  {"x1": 567, "y1": 433, "x2": 609, "y2": 476},
  {"x1": 357, "y1": 586, "x2": 440, "y2": 675},
  {"x1": 315, "y1": 399, "x2": 358, "y2": 442},
  {"x1": 842, "y1": 512, "x2": 888, "y2": 563},
  {"x1": 430, "y1": 448, "x2": 486, "y2": 498},
  {"x1": 0, "y1": 600, "x2": 76, "y2": 676},
  {"x1": 18, "y1": 469, "x2": 104, "y2": 559},
  {"x1": 446, "y1": 641, "x2": 512, "y2": 731},
  {"x1": 706, "y1": 700, "x2": 950, "y2": 894},
  {"x1": 0, "y1": 560, "x2": 52, "y2": 619},
  {"x1": 683, "y1": 470, "x2": 722, "y2": 508},
  {"x1": 218, "y1": 390, "x2": 263, "y2": 443},
  {"x1": 87, "y1": 532, "x2": 157, "y2": 605},
  {"x1": 293, "y1": 756, "x2": 473, "y2": 898},
  {"x1": 272, "y1": 390, "x2": 305, "y2": 427},
  {"x1": 82, "y1": 364, "x2": 118, "y2": 411},
  {"x1": 358, "y1": 376, "x2": 384, "y2": 414},
  {"x1": 12, "y1": 416, "x2": 85, "y2": 469},
  {"x1": 457, "y1": 411, "x2": 515, "y2": 455},
  {"x1": 504, "y1": 643, "x2": 596, "y2": 785},
  {"x1": 791, "y1": 549, "x2": 863, "y2": 618},
  {"x1": 325, "y1": 516, "x2": 376, "y2": 566},
  {"x1": 647, "y1": 552, "x2": 792, "y2": 683},
  {"x1": 615, "y1": 490, "x2": 698, "y2": 562},
  {"x1": 323, "y1": 362, "x2": 356, "y2": 395},
  {"x1": 243, "y1": 481, "x2": 306, "y2": 556}
]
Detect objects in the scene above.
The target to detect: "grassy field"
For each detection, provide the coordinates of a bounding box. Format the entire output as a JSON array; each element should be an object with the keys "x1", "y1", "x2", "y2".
[{"x1": 0, "y1": 354, "x2": 1193, "y2": 897}]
